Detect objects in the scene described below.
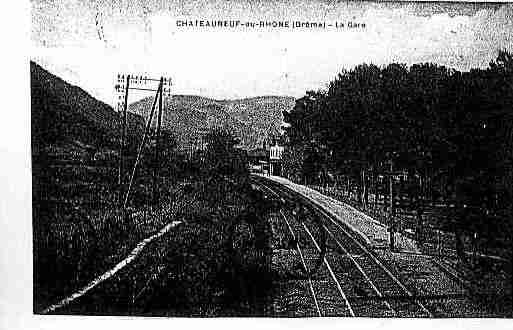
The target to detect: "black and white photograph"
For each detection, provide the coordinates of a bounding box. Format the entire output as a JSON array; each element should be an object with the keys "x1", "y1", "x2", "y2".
[{"x1": 25, "y1": 0, "x2": 513, "y2": 319}]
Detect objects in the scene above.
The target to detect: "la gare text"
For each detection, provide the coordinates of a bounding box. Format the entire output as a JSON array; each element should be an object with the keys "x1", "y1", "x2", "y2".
[{"x1": 175, "y1": 20, "x2": 366, "y2": 30}]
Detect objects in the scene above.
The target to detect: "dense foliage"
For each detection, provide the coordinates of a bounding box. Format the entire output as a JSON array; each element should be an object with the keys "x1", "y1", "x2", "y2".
[{"x1": 282, "y1": 51, "x2": 513, "y2": 246}]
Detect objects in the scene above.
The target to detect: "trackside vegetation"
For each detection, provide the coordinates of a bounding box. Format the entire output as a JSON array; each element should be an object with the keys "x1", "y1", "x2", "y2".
[
  {"x1": 32, "y1": 61, "x2": 277, "y2": 315},
  {"x1": 281, "y1": 51, "x2": 513, "y2": 291}
]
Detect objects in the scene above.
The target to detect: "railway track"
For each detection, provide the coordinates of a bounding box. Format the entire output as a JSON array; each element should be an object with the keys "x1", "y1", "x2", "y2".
[
  {"x1": 40, "y1": 174, "x2": 473, "y2": 316},
  {"x1": 252, "y1": 175, "x2": 436, "y2": 317}
]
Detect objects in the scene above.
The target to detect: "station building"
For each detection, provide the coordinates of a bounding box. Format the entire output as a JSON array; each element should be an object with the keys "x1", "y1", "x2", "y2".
[
  {"x1": 269, "y1": 141, "x2": 284, "y2": 176},
  {"x1": 248, "y1": 140, "x2": 284, "y2": 176}
]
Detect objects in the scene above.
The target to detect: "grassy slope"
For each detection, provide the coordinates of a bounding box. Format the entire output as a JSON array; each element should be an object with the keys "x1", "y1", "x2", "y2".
[
  {"x1": 55, "y1": 178, "x2": 278, "y2": 316},
  {"x1": 31, "y1": 63, "x2": 278, "y2": 315},
  {"x1": 31, "y1": 61, "x2": 157, "y2": 310}
]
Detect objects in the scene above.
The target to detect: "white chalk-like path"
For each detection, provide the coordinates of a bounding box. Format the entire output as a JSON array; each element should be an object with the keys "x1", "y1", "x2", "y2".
[{"x1": 41, "y1": 220, "x2": 182, "y2": 314}]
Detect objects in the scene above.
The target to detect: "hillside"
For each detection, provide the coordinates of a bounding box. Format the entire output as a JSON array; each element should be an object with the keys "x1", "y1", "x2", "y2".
[
  {"x1": 129, "y1": 94, "x2": 295, "y2": 150},
  {"x1": 31, "y1": 61, "x2": 143, "y2": 160},
  {"x1": 30, "y1": 61, "x2": 294, "y2": 156}
]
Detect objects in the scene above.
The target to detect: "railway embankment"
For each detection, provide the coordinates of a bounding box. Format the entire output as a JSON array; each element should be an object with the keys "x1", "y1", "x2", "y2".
[
  {"x1": 38, "y1": 177, "x2": 280, "y2": 316},
  {"x1": 262, "y1": 175, "x2": 420, "y2": 253},
  {"x1": 261, "y1": 175, "x2": 512, "y2": 316}
]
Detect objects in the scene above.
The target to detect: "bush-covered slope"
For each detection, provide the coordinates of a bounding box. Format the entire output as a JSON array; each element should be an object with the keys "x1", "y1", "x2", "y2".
[{"x1": 129, "y1": 95, "x2": 294, "y2": 150}]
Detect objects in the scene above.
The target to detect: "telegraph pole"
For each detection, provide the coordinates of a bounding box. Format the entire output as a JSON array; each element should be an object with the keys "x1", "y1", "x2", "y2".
[
  {"x1": 123, "y1": 81, "x2": 163, "y2": 208},
  {"x1": 153, "y1": 77, "x2": 164, "y2": 205},
  {"x1": 115, "y1": 73, "x2": 172, "y2": 209},
  {"x1": 389, "y1": 158, "x2": 395, "y2": 251},
  {"x1": 118, "y1": 74, "x2": 130, "y2": 189}
]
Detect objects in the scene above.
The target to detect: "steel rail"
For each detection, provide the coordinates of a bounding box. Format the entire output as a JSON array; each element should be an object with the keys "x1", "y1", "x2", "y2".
[
  {"x1": 322, "y1": 223, "x2": 397, "y2": 316},
  {"x1": 347, "y1": 292, "x2": 470, "y2": 303},
  {"x1": 256, "y1": 178, "x2": 350, "y2": 316},
  {"x1": 256, "y1": 176, "x2": 434, "y2": 317},
  {"x1": 323, "y1": 213, "x2": 433, "y2": 317},
  {"x1": 279, "y1": 210, "x2": 322, "y2": 316},
  {"x1": 430, "y1": 257, "x2": 470, "y2": 291},
  {"x1": 256, "y1": 178, "x2": 322, "y2": 315},
  {"x1": 256, "y1": 179, "x2": 327, "y2": 278},
  {"x1": 262, "y1": 178, "x2": 397, "y2": 316},
  {"x1": 302, "y1": 223, "x2": 356, "y2": 316}
]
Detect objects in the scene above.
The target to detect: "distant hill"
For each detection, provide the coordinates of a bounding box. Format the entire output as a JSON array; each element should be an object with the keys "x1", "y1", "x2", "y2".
[
  {"x1": 30, "y1": 61, "x2": 294, "y2": 159},
  {"x1": 31, "y1": 61, "x2": 143, "y2": 160},
  {"x1": 129, "y1": 94, "x2": 295, "y2": 150}
]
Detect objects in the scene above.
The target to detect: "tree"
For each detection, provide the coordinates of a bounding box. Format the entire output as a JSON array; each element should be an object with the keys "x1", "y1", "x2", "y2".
[
  {"x1": 203, "y1": 128, "x2": 249, "y2": 181},
  {"x1": 283, "y1": 51, "x2": 513, "y2": 264}
]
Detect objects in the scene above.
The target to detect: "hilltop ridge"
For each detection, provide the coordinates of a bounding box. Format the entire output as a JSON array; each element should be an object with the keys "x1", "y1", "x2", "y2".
[{"x1": 129, "y1": 94, "x2": 295, "y2": 150}]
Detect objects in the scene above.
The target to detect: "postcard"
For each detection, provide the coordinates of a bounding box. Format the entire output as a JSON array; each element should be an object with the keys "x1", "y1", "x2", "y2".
[{"x1": 23, "y1": 0, "x2": 513, "y2": 323}]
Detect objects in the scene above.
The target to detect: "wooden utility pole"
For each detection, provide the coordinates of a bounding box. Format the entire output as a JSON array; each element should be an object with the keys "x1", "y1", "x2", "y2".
[
  {"x1": 115, "y1": 73, "x2": 171, "y2": 209},
  {"x1": 123, "y1": 82, "x2": 162, "y2": 209},
  {"x1": 153, "y1": 77, "x2": 164, "y2": 205},
  {"x1": 389, "y1": 158, "x2": 395, "y2": 251},
  {"x1": 118, "y1": 74, "x2": 130, "y2": 189}
]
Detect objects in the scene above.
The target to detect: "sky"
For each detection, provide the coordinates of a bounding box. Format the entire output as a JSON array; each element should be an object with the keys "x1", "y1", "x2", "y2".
[{"x1": 31, "y1": 0, "x2": 513, "y2": 105}]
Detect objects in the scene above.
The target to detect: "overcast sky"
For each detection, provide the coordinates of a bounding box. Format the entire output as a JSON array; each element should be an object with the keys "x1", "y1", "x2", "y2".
[{"x1": 31, "y1": 0, "x2": 513, "y2": 105}]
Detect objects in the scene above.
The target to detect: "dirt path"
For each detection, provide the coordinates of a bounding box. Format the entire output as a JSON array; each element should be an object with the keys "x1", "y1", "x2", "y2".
[{"x1": 40, "y1": 220, "x2": 182, "y2": 314}]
